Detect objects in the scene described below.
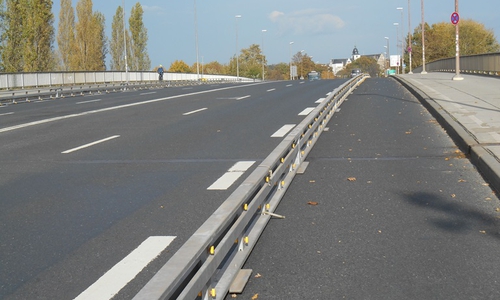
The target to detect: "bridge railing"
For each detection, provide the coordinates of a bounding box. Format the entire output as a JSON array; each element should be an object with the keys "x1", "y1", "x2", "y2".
[
  {"x1": 0, "y1": 71, "x2": 253, "y2": 90},
  {"x1": 413, "y1": 52, "x2": 500, "y2": 76}
]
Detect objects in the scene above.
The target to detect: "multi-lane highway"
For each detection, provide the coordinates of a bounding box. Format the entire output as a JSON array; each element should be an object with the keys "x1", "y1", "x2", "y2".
[{"x1": 0, "y1": 79, "x2": 347, "y2": 299}]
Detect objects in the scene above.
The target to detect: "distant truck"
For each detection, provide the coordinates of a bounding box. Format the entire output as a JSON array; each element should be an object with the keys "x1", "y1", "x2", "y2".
[{"x1": 307, "y1": 71, "x2": 320, "y2": 81}]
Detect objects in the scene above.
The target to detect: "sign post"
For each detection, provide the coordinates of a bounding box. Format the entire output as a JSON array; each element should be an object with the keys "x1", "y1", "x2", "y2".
[{"x1": 451, "y1": 0, "x2": 463, "y2": 80}]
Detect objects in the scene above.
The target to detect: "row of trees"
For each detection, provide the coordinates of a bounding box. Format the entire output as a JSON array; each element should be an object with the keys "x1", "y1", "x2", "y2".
[
  {"x1": 162, "y1": 43, "x2": 333, "y2": 81},
  {"x1": 406, "y1": 19, "x2": 499, "y2": 72},
  {"x1": 0, "y1": 0, "x2": 149, "y2": 72}
]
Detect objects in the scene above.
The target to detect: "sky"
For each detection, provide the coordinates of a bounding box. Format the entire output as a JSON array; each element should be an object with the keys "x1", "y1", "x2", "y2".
[{"x1": 52, "y1": 1, "x2": 500, "y2": 69}]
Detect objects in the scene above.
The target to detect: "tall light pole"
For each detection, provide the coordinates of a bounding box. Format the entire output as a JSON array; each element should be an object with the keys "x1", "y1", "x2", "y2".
[
  {"x1": 235, "y1": 15, "x2": 241, "y2": 81},
  {"x1": 452, "y1": 0, "x2": 463, "y2": 80},
  {"x1": 289, "y1": 41, "x2": 294, "y2": 80},
  {"x1": 407, "y1": 0, "x2": 413, "y2": 74},
  {"x1": 394, "y1": 23, "x2": 399, "y2": 74},
  {"x1": 122, "y1": 0, "x2": 128, "y2": 84},
  {"x1": 397, "y1": 7, "x2": 404, "y2": 74},
  {"x1": 385, "y1": 37, "x2": 390, "y2": 74},
  {"x1": 261, "y1": 29, "x2": 267, "y2": 81},
  {"x1": 421, "y1": 0, "x2": 427, "y2": 74},
  {"x1": 300, "y1": 50, "x2": 305, "y2": 79},
  {"x1": 194, "y1": 0, "x2": 200, "y2": 81}
]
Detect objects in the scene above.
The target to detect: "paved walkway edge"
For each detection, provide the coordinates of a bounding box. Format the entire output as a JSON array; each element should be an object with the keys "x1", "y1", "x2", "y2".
[{"x1": 393, "y1": 75, "x2": 500, "y2": 194}]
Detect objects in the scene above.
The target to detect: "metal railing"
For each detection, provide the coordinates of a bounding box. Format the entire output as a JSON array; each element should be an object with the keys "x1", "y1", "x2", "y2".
[
  {"x1": 132, "y1": 74, "x2": 369, "y2": 300},
  {"x1": 0, "y1": 71, "x2": 253, "y2": 90},
  {"x1": 413, "y1": 52, "x2": 500, "y2": 76}
]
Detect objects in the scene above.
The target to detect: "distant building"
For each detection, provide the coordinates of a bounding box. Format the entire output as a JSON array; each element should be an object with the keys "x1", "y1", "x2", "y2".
[{"x1": 329, "y1": 46, "x2": 386, "y2": 76}]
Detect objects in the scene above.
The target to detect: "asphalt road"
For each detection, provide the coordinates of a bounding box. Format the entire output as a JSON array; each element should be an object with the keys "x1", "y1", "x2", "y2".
[
  {"x1": 0, "y1": 80, "x2": 347, "y2": 299},
  {"x1": 232, "y1": 78, "x2": 500, "y2": 299}
]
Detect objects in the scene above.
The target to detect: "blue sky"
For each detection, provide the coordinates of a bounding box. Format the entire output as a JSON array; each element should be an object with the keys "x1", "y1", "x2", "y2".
[{"x1": 53, "y1": 1, "x2": 500, "y2": 70}]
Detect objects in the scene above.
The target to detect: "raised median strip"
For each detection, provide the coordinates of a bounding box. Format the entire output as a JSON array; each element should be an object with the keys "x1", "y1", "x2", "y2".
[{"x1": 132, "y1": 74, "x2": 369, "y2": 300}]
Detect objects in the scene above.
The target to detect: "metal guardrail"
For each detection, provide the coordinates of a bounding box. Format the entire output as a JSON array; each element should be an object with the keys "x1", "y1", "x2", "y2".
[
  {"x1": 413, "y1": 52, "x2": 500, "y2": 76},
  {"x1": 0, "y1": 71, "x2": 253, "y2": 90},
  {"x1": 132, "y1": 75, "x2": 369, "y2": 300},
  {"x1": 0, "y1": 78, "x2": 252, "y2": 106}
]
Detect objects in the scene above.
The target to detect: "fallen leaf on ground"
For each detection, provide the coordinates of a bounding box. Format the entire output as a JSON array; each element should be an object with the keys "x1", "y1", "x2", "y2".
[
  {"x1": 252, "y1": 293, "x2": 259, "y2": 300},
  {"x1": 254, "y1": 273, "x2": 262, "y2": 278},
  {"x1": 479, "y1": 230, "x2": 486, "y2": 234},
  {"x1": 451, "y1": 194, "x2": 456, "y2": 198},
  {"x1": 307, "y1": 201, "x2": 319, "y2": 206},
  {"x1": 347, "y1": 177, "x2": 356, "y2": 181},
  {"x1": 309, "y1": 180, "x2": 316, "y2": 183},
  {"x1": 231, "y1": 294, "x2": 237, "y2": 298}
]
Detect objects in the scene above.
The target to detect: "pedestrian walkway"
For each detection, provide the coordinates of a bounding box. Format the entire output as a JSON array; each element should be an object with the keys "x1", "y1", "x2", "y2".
[{"x1": 396, "y1": 72, "x2": 500, "y2": 193}]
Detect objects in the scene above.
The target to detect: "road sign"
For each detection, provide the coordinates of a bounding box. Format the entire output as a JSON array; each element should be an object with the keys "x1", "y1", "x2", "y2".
[{"x1": 451, "y1": 12, "x2": 459, "y2": 25}]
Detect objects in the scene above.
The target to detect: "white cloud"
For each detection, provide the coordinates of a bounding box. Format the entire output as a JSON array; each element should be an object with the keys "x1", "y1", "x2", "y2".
[
  {"x1": 142, "y1": 5, "x2": 166, "y2": 15},
  {"x1": 269, "y1": 9, "x2": 345, "y2": 35}
]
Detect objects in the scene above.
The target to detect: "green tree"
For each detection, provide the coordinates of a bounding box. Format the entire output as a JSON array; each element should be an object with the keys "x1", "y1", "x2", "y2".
[
  {"x1": 0, "y1": 0, "x2": 6, "y2": 70},
  {"x1": 129, "y1": 2, "x2": 150, "y2": 70},
  {"x1": 410, "y1": 19, "x2": 500, "y2": 71},
  {"x1": 2, "y1": 0, "x2": 25, "y2": 72},
  {"x1": 267, "y1": 63, "x2": 289, "y2": 80},
  {"x1": 239, "y1": 44, "x2": 264, "y2": 78},
  {"x1": 57, "y1": 0, "x2": 74, "y2": 71},
  {"x1": 23, "y1": 0, "x2": 55, "y2": 71},
  {"x1": 200, "y1": 61, "x2": 226, "y2": 75},
  {"x1": 71, "y1": 0, "x2": 106, "y2": 70},
  {"x1": 168, "y1": 60, "x2": 191, "y2": 73},
  {"x1": 110, "y1": 6, "x2": 130, "y2": 70}
]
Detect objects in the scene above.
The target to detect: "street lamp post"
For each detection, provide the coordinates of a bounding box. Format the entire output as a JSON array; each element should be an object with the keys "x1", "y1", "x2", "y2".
[
  {"x1": 397, "y1": 7, "x2": 404, "y2": 74},
  {"x1": 421, "y1": 0, "x2": 427, "y2": 74},
  {"x1": 385, "y1": 37, "x2": 390, "y2": 74},
  {"x1": 394, "y1": 22, "x2": 399, "y2": 74},
  {"x1": 122, "y1": 0, "x2": 128, "y2": 84},
  {"x1": 407, "y1": 0, "x2": 413, "y2": 74},
  {"x1": 261, "y1": 29, "x2": 267, "y2": 81},
  {"x1": 289, "y1": 41, "x2": 294, "y2": 80},
  {"x1": 235, "y1": 15, "x2": 241, "y2": 81},
  {"x1": 194, "y1": 0, "x2": 200, "y2": 81},
  {"x1": 300, "y1": 50, "x2": 305, "y2": 80}
]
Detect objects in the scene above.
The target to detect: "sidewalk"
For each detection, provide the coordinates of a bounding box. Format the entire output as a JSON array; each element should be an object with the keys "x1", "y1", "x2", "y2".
[{"x1": 396, "y1": 72, "x2": 500, "y2": 193}]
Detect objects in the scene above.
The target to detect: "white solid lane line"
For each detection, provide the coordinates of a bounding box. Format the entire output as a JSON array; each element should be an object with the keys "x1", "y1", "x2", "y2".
[
  {"x1": 140, "y1": 91, "x2": 157, "y2": 96},
  {"x1": 0, "y1": 112, "x2": 14, "y2": 116},
  {"x1": 62, "y1": 135, "x2": 120, "y2": 154},
  {"x1": 76, "y1": 99, "x2": 102, "y2": 104},
  {"x1": 298, "y1": 107, "x2": 315, "y2": 116},
  {"x1": 208, "y1": 161, "x2": 256, "y2": 190},
  {"x1": 315, "y1": 98, "x2": 325, "y2": 103},
  {"x1": 183, "y1": 107, "x2": 207, "y2": 116},
  {"x1": 74, "y1": 236, "x2": 176, "y2": 300},
  {"x1": 267, "y1": 88, "x2": 276, "y2": 92},
  {"x1": 271, "y1": 124, "x2": 296, "y2": 138}
]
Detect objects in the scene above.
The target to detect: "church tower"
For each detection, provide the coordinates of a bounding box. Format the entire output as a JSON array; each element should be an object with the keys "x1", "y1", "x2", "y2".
[{"x1": 352, "y1": 46, "x2": 361, "y2": 61}]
